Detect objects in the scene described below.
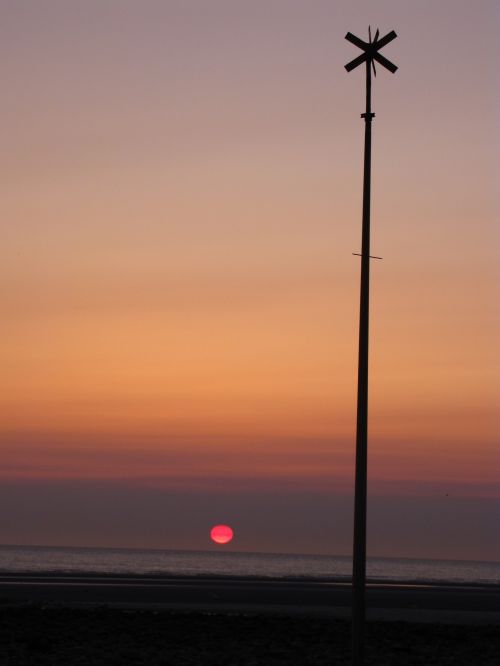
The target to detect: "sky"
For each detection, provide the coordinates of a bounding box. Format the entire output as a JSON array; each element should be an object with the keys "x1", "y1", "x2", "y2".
[{"x1": 0, "y1": 0, "x2": 498, "y2": 560}]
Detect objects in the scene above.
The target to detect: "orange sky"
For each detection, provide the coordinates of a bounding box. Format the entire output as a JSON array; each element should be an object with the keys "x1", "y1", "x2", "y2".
[{"x1": 0, "y1": 1, "x2": 498, "y2": 559}]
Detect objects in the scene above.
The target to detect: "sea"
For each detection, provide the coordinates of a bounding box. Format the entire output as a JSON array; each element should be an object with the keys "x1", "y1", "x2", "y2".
[{"x1": 0, "y1": 545, "x2": 498, "y2": 585}]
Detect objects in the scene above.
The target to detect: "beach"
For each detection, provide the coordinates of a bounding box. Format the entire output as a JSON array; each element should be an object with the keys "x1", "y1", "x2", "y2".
[
  {"x1": 1, "y1": 606, "x2": 499, "y2": 665},
  {"x1": 1, "y1": 574, "x2": 498, "y2": 665}
]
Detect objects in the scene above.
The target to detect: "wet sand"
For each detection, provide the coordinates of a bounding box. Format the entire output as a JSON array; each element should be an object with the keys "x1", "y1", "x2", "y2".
[{"x1": 1, "y1": 574, "x2": 498, "y2": 664}]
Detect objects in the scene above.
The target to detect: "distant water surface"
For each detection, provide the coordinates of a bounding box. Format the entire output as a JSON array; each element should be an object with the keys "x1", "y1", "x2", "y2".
[{"x1": 0, "y1": 545, "x2": 498, "y2": 585}]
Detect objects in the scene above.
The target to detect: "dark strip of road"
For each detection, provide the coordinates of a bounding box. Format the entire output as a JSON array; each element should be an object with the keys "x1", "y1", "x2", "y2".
[{"x1": 0, "y1": 574, "x2": 498, "y2": 622}]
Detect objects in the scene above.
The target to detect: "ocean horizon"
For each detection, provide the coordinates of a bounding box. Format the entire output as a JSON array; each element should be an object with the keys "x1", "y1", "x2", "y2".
[{"x1": 1, "y1": 544, "x2": 498, "y2": 586}]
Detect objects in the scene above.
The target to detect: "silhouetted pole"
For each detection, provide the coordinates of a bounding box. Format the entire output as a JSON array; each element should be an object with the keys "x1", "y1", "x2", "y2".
[
  {"x1": 351, "y1": 55, "x2": 372, "y2": 666},
  {"x1": 345, "y1": 27, "x2": 397, "y2": 666}
]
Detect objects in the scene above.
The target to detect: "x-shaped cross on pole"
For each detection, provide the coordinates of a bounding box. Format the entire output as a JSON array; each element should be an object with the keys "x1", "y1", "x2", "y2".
[{"x1": 345, "y1": 29, "x2": 397, "y2": 74}]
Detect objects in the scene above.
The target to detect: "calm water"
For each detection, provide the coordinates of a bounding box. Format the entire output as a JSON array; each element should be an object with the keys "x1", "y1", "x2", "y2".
[{"x1": 0, "y1": 545, "x2": 498, "y2": 585}]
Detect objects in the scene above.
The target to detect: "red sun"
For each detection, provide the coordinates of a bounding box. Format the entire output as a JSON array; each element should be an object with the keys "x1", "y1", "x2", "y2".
[{"x1": 210, "y1": 524, "x2": 234, "y2": 545}]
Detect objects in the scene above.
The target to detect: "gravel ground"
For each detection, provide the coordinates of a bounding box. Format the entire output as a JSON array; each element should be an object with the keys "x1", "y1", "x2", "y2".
[{"x1": 1, "y1": 606, "x2": 498, "y2": 665}]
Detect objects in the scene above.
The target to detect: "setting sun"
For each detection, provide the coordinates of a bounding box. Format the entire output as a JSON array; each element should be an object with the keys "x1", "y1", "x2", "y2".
[{"x1": 210, "y1": 525, "x2": 234, "y2": 545}]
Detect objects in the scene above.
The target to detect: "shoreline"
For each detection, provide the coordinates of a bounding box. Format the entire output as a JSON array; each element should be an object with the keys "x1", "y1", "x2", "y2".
[{"x1": 1, "y1": 570, "x2": 499, "y2": 589}]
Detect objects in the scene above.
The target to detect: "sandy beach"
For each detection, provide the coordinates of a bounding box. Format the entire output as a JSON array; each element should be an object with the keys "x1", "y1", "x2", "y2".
[
  {"x1": 1, "y1": 574, "x2": 498, "y2": 664},
  {"x1": 1, "y1": 606, "x2": 499, "y2": 665}
]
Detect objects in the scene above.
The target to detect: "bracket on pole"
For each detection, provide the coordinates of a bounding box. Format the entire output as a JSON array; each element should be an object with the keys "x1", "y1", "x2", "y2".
[{"x1": 352, "y1": 253, "x2": 383, "y2": 260}]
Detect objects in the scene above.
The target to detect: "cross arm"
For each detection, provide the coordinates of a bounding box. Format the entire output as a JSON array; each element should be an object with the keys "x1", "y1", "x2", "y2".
[
  {"x1": 345, "y1": 32, "x2": 369, "y2": 50},
  {"x1": 345, "y1": 52, "x2": 368, "y2": 72},
  {"x1": 373, "y1": 29, "x2": 397, "y2": 50},
  {"x1": 372, "y1": 51, "x2": 398, "y2": 73}
]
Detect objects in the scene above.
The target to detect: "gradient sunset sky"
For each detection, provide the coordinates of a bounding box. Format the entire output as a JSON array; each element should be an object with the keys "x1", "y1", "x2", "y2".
[{"x1": 1, "y1": 1, "x2": 498, "y2": 560}]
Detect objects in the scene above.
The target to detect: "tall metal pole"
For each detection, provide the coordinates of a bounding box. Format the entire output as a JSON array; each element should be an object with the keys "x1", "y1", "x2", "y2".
[
  {"x1": 351, "y1": 58, "x2": 373, "y2": 666},
  {"x1": 344, "y1": 28, "x2": 397, "y2": 666}
]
